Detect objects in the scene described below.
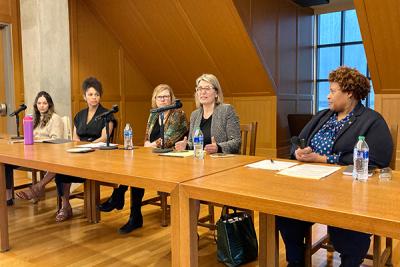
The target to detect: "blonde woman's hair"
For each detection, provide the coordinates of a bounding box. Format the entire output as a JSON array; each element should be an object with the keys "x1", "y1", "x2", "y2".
[
  {"x1": 194, "y1": 73, "x2": 224, "y2": 108},
  {"x1": 151, "y1": 84, "x2": 176, "y2": 108}
]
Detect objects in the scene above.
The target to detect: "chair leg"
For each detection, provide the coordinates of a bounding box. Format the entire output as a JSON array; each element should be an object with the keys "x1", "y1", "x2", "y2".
[
  {"x1": 159, "y1": 192, "x2": 168, "y2": 227},
  {"x1": 373, "y1": 235, "x2": 381, "y2": 267},
  {"x1": 32, "y1": 171, "x2": 38, "y2": 185},
  {"x1": 304, "y1": 226, "x2": 312, "y2": 267},
  {"x1": 208, "y1": 204, "x2": 215, "y2": 225},
  {"x1": 386, "y1": 238, "x2": 393, "y2": 267}
]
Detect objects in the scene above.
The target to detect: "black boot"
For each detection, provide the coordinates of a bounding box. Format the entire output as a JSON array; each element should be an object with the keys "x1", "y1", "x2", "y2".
[
  {"x1": 119, "y1": 187, "x2": 145, "y2": 234},
  {"x1": 98, "y1": 185, "x2": 128, "y2": 212}
]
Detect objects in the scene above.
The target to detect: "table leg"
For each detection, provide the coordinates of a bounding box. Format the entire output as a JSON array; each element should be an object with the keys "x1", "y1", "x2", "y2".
[
  {"x1": 171, "y1": 185, "x2": 198, "y2": 267},
  {"x1": 0, "y1": 163, "x2": 10, "y2": 251},
  {"x1": 85, "y1": 180, "x2": 100, "y2": 223},
  {"x1": 259, "y1": 213, "x2": 278, "y2": 267}
]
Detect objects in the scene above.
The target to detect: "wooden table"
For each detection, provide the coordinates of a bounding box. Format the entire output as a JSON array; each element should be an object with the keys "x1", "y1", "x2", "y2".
[
  {"x1": 0, "y1": 140, "x2": 263, "y2": 266},
  {"x1": 178, "y1": 164, "x2": 400, "y2": 267}
]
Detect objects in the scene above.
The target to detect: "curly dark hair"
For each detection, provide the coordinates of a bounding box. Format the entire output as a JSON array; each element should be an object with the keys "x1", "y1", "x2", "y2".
[
  {"x1": 33, "y1": 91, "x2": 55, "y2": 129},
  {"x1": 328, "y1": 66, "x2": 370, "y2": 101},
  {"x1": 82, "y1": 77, "x2": 103, "y2": 96}
]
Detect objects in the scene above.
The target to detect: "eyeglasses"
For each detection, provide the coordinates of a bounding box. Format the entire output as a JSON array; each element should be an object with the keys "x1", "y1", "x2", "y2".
[
  {"x1": 156, "y1": 95, "x2": 171, "y2": 100},
  {"x1": 195, "y1": 86, "x2": 215, "y2": 93}
]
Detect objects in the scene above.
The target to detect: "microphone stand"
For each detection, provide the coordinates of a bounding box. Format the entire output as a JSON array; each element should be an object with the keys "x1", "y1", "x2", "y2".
[
  {"x1": 11, "y1": 113, "x2": 24, "y2": 140},
  {"x1": 153, "y1": 112, "x2": 173, "y2": 153},
  {"x1": 99, "y1": 115, "x2": 117, "y2": 150}
]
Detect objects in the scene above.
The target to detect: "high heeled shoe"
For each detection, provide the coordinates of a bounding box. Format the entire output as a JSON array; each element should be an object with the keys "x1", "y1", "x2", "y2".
[
  {"x1": 55, "y1": 207, "x2": 73, "y2": 222},
  {"x1": 16, "y1": 183, "x2": 45, "y2": 202},
  {"x1": 98, "y1": 187, "x2": 126, "y2": 212}
]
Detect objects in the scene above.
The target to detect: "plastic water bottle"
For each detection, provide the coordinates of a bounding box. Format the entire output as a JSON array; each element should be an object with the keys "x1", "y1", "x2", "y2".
[
  {"x1": 193, "y1": 127, "x2": 204, "y2": 159},
  {"x1": 23, "y1": 115, "x2": 34, "y2": 145},
  {"x1": 352, "y1": 136, "x2": 369, "y2": 181},
  {"x1": 123, "y1": 123, "x2": 133, "y2": 150}
]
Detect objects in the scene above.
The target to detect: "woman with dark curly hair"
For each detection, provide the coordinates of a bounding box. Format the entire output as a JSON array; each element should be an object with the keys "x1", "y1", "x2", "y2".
[{"x1": 277, "y1": 66, "x2": 393, "y2": 267}]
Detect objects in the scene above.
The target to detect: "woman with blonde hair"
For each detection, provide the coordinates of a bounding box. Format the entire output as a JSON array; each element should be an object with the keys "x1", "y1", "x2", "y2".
[{"x1": 175, "y1": 73, "x2": 241, "y2": 154}]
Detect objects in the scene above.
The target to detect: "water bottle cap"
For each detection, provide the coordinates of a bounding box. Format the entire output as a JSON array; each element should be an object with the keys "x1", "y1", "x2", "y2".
[
  {"x1": 358, "y1": 136, "x2": 365, "y2": 141},
  {"x1": 24, "y1": 115, "x2": 33, "y2": 120}
]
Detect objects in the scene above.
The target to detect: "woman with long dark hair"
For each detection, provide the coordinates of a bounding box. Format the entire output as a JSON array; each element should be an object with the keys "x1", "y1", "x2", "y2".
[{"x1": 7, "y1": 91, "x2": 64, "y2": 204}]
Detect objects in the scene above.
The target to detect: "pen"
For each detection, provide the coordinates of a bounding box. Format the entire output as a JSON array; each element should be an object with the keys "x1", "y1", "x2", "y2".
[{"x1": 270, "y1": 159, "x2": 274, "y2": 164}]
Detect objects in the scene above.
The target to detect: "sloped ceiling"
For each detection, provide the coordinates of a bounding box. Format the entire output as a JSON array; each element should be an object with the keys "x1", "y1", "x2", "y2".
[
  {"x1": 82, "y1": 0, "x2": 276, "y2": 97},
  {"x1": 355, "y1": 0, "x2": 400, "y2": 93}
]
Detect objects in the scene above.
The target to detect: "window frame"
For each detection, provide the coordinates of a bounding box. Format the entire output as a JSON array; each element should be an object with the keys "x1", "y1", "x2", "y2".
[{"x1": 314, "y1": 10, "x2": 372, "y2": 112}]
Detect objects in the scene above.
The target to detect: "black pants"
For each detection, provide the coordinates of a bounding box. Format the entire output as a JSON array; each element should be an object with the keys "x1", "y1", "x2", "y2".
[
  {"x1": 277, "y1": 216, "x2": 371, "y2": 267},
  {"x1": 5, "y1": 164, "x2": 16, "y2": 190},
  {"x1": 55, "y1": 174, "x2": 85, "y2": 196}
]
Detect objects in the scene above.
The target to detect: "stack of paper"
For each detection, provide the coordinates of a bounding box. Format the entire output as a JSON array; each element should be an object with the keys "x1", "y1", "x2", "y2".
[
  {"x1": 159, "y1": 150, "x2": 194, "y2": 158},
  {"x1": 246, "y1": 160, "x2": 298, "y2": 171},
  {"x1": 277, "y1": 164, "x2": 341, "y2": 180}
]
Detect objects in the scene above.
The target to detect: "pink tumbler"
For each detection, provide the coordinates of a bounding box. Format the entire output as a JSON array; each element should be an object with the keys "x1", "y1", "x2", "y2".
[{"x1": 23, "y1": 115, "x2": 34, "y2": 145}]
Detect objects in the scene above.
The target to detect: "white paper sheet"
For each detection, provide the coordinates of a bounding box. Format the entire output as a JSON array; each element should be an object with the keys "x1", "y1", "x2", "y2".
[
  {"x1": 245, "y1": 160, "x2": 298, "y2": 171},
  {"x1": 76, "y1": 142, "x2": 118, "y2": 148},
  {"x1": 277, "y1": 164, "x2": 341, "y2": 179}
]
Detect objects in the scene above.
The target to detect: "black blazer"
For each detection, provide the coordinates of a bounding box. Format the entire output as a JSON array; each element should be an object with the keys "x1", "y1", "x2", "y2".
[{"x1": 291, "y1": 102, "x2": 393, "y2": 168}]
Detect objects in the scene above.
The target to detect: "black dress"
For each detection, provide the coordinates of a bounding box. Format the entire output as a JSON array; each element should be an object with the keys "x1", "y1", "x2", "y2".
[{"x1": 56, "y1": 104, "x2": 115, "y2": 196}]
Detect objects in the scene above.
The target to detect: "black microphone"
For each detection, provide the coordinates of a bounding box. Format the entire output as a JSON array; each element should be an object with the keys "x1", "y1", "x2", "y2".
[
  {"x1": 291, "y1": 136, "x2": 306, "y2": 149},
  {"x1": 9, "y1": 104, "x2": 27, "y2": 117},
  {"x1": 150, "y1": 99, "x2": 183, "y2": 113},
  {"x1": 94, "y1": 105, "x2": 119, "y2": 121}
]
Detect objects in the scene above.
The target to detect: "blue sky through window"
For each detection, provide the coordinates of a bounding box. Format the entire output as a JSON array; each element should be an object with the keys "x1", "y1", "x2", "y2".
[{"x1": 316, "y1": 9, "x2": 374, "y2": 111}]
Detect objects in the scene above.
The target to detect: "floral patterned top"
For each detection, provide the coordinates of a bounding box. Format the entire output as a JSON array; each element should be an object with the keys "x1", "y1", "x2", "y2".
[
  {"x1": 144, "y1": 108, "x2": 188, "y2": 148},
  {"x1": 310, "y1": 111, "x2": 354, "y2": 163}
]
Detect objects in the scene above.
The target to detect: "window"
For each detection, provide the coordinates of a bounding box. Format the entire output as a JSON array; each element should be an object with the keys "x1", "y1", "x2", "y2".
[{"x1": 315, "y1": 10, "x2": 374, "y2": 111}]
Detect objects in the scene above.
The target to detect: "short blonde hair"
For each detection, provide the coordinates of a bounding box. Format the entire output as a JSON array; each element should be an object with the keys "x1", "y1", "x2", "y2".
[
  {"x1": 194, "y1": 74, "x2": 224, "y2": 108},
  {"x1": 151, "y1": 84, "x2": 176, "y2": 108}
]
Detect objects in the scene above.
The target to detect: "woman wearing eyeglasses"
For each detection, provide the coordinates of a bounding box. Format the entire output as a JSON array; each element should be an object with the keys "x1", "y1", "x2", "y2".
[
  {"x1": 175, "y1": 73, "x2": 241, "y2": 154},
  {"x1": 99, "y1": 84, "x2": 188, "y2": 234}
]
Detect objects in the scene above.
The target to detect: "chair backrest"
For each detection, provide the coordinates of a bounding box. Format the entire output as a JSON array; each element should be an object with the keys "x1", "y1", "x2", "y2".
[
  {"x1": 287, "y1": 114, "x2": 313, "y2": 137},
  {"x1": 389, "y1": 124, "x2": 398, "y2": 170},
  {"x1": 240, "y1": 122, "x2": 258, "y2": 156},
  {"x1": 61, "y1": 116, "x2": 72, "y2": 140}
]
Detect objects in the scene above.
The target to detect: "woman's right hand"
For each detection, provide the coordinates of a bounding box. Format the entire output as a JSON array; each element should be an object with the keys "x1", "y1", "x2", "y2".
[
  {"x1": 294, "y1": 146, "x2": 313, "y2": 161},
  {"x1": 175, "y1": 136, "x2": 188, "y2": 151}
]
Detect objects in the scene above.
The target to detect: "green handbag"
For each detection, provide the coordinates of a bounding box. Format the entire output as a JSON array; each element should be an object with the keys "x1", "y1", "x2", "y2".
[{"x1": 216, "y1": 206, "x2": 258, "y2": 267}]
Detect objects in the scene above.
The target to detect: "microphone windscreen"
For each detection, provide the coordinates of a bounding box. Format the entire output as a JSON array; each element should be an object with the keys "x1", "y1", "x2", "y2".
[
  {"x1": 112, "y1": 105, "x2": 119, "y2": 112},
  {"x1": 175, "y1": 100, "x2": 182, "y2": 108},
  {"x1": 290, "y1": 136, "x2": 300, "y2": 146}
]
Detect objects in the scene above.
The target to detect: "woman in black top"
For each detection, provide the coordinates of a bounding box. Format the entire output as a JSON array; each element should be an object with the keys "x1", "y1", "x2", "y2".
[{"x1": 55, "y1": 77, "x2": 114, "y2": 222}]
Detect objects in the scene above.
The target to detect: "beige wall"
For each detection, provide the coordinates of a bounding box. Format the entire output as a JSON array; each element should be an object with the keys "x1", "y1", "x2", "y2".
[{"x1": 20, "y1": 0, "x2": 71, "y2": 118}]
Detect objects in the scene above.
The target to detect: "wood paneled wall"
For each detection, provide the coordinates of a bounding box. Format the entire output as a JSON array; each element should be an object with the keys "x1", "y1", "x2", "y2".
[
  {"x1": 71, "y1": 0, "x2": 312, "y2": 156},
  {"x1": 355, "y1": 0, "x2": 400, "y2": 168},
  {"x1": 70, "y1": 0, "x2": 154, "y2": 144},
  {"x1": 234, "y1": 0, "x2": 314, "y2": 157},
  {"x1": 0, "y1": 0, "x2": 24, "y2": 110}
]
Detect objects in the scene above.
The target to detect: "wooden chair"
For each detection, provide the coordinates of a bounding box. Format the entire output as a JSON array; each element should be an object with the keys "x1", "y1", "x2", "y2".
[
  {"x1": 304, "y1": 124, "x2": 398, "y2": 267},
  {"x1": 197, "y1": 122, "x2": 258, "y2": 230},
  {"x1": 287, "y1": 114, "x2": 313, "y2": 137}
]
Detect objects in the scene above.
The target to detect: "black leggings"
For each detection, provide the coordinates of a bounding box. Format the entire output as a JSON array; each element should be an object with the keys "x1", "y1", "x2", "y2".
[{"x1": 55, "y1": 174, "x2": 85, "y2": 196}]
